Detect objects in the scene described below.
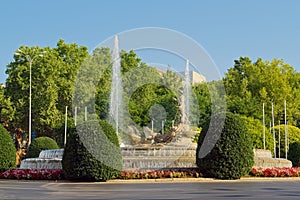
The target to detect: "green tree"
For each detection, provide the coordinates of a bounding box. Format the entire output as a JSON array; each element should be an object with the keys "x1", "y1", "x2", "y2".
[
  {"x1": 0, "y1": 86, "x2": 14, "y2": 123},
  {"x1": 224, "y1": 57, "x2": 300, "y2": 126},
  {"x1": 120, "y1": 50, "x2": 141, "y2": 74},
  {"x1": 193, "y1": 82, "x2": 211, "y2": 128},
  {"x1": 5, "y1": 40, "x2": 88, "y2": 140},
  {"x1": 240, "y1": 115, "x2": 274, "y2": 151},
  {"x1": 273, "y1": 125, "x2": 300, "y2": 158},
  {"x1": 193, "y1": 80, "x2": 226, "y2": 129},
  {"x1": 123, "y1": 66, "x2": 181, "y2": 133}
]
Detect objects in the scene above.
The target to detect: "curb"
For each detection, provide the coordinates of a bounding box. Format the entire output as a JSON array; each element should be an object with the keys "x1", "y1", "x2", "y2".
[{"x1": 106, "y1": 177, "x2": 300, "y2": 184}]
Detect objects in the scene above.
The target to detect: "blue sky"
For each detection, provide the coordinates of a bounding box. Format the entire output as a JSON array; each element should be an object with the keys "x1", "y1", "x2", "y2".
[{"x1": 1, "y1": 0, "x2": 300, "y2": 83}]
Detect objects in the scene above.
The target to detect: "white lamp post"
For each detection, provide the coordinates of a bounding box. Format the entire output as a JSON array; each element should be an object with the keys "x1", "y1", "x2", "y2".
[{"x1": 15, "y1": 49, "x2": 45, "y2": 146}]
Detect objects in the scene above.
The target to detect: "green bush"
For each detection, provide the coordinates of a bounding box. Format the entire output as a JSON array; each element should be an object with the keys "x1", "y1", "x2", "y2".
[
  {"x1": 26, "y1": 137, "x2": 59, "y2": 158},
  {"x1": 62, "y1": 120, "x2": 122, "y2": 181},
  {"x1": 0, "y1": 125, "x2": 16, "y2": 172},
  {"x1": 241, "y1": 116, "x2": 274, "y2": 151},
  {"x1": 288, "y1": 141, "x2": 300, "y2": 167},
  {"x1": 196, "y1": 112, "x2": 254, "y2": 180}
]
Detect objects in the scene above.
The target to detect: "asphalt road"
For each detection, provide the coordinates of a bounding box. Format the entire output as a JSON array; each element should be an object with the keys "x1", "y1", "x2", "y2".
[{"x1": 1, "y1": 179, "x2": 300, "y2": 200}]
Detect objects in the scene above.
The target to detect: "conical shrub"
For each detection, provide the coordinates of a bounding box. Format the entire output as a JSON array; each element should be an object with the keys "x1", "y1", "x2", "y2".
[
  {"x1": 62, "y1": 120, "x2": 122, "y2": 181},
  {"x1": 196, "y1": 112, "x2": 254, "y2": 179},
  {"x1": 0, "y1": 125, "x2": 16, "y2": 172}
]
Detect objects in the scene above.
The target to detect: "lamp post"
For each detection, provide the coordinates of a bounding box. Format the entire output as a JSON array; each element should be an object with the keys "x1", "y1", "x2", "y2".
[{"x1": 15, "y1": 49, "x2": 45, "y2": 146}]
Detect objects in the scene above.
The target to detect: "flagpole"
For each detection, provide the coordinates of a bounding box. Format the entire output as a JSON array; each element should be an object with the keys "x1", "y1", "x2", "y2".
[
  {"x1": 272, "y1": 102, "x2": 276, "y2": 158},
  {"x1": 278, "y1": 120, "x2": 280, "y2": 158},
  {"x1": 284, "y1": 100, "x2": 287, "y2": 159},
  {"x1": 64, "y1": 106, "x2": 68, "y2": 146},
  {"x1": 263, "y1": 103, "x2": 266, "y2": 150}
]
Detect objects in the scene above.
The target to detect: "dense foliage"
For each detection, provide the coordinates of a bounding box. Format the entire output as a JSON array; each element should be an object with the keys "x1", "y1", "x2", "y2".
[
  {"x1": 0, "y1": 87, "x2": 14, "y2": 123},
  {"x1": 26, "y1": 136, "x2": 59, "y2": 158},
  {"x1": 241, "y1": 116, "x2": 274, "y2": 151},
  {"x1": 196, "y1": 112, "x2": 254, "y2": 179},
  {"x1": 0, "y1": 125, "x2": 16, "y2": 172},
  {"x1": 5, "y1": 40, "x2": 88, "y2": 140},
  {"x1": 224, "y1": 57, "x2": 300, "y2": 126},
  {"x1": 273, "y1": 125, "x2": 300, "y2": 158},
  {"x1": 288, "y1": 141, "x2": 300, "y2": 167},
  {"x1": 3, "y1": 41, "x2": 300, "y2": 159},
  {"x1": 62, "y1": 120, "x2": 122, "y2": 181}
]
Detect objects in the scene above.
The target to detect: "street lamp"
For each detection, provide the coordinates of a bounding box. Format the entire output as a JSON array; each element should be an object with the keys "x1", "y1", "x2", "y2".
[{"x1": 14, "y1": 49, "x2": 45, "y2": 146}]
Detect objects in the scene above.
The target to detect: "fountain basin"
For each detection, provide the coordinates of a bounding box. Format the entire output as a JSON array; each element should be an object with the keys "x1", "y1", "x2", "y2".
[
  {"x1": 20, "y1": 149, "x2": 64, "y2": 169},
  {"x1": 19, "y1": 158, "x2": 62, "y2": 169},
  {"x1": 19, "y1": 148, "x2": 292, "y2": 170},
  {"x1": 19, "y1": 146, "x2": 197, "y2": 170},
  {"x1": 122, "y1": 145, "x2": 197, "y2": 170}
]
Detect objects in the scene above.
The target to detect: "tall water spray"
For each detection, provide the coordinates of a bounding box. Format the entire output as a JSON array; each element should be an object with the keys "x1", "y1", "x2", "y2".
[
  {"x1": 109, "y1": 35, "x2": 123, "y2": 135},
  {"x1": 183, "y1": 59, "x2": 191, "y2": 124}
]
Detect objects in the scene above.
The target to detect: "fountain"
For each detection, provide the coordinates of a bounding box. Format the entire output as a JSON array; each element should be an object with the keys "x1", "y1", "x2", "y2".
[
  {"x1": 109, "y1": 35, "x2": 123, "y2": 135},
  {"x1": 119, "y1": 57, "x2": 198, "y2": 169},
  {"x1": 184, "y1": 59, "x2": 191, "y2": 123},
  {"x1": 20, "y1": 149, "x2": 64, "y2": 169},
  {"x1": 19, "y1": 39, "x2": 198, "y2": 171}
]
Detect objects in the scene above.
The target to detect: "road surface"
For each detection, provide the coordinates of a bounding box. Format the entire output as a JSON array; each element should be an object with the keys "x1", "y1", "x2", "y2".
[{"x1": 1, "y1": 178, "x2": 300, "y2": 199}]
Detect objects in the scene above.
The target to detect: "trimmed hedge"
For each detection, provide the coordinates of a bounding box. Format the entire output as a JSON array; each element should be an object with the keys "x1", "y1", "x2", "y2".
[
  {"x1": 62, "y1": 120, "x2": 122, "y2": 181},
  {"x1": 26, "y1": 137, "x2": 59, "y2": 158},
  {"x1": 288, "y1": 141, "x2": 300, "y2": 167},
  {"x1": 196, "y1": 112, "x2": 254, "y2": 179},
  {"x1": 0, "y1": 125, "x2": 16, "y2": 172}
]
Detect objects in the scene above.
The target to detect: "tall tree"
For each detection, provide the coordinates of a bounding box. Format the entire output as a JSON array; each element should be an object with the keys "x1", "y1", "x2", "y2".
[
  {"x1": 5, "y1": 40, "x2": 88, "y2": 139},
  {"x1": 0, "y1": 86, "x2": 14, "y2": 123},
  {"x1": 224, "y1": 57, "x2": 300, "y2": 126}
]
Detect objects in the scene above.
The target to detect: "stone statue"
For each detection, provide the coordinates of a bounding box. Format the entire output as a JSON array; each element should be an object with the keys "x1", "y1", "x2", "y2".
[{"x1": 125, "y1": 87, "x2": 194, "y2": 146}]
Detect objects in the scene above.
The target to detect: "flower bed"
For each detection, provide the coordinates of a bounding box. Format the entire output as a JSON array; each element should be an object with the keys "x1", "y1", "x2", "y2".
[
  {"x1": 0, "y1": 169, "x2": 64, "y2": 180},
  {"x1": 0, "y1": 168, "x2": 202, "y2": 180},
  {"x1": 250, "y1": 167, "x2": 300, "y2": 177},
  {"x1": 119, "y1": 168, "x2": 203, "y2": 179},
  {"x1": 2, "y1": 167, "x2": 300, "y2": 180}
]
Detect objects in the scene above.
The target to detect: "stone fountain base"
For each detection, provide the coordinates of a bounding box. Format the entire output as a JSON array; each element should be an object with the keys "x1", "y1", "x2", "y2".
[
  {"x1": 19, "y1": 144, "x2": 197, "y2": 170},
  {"x1": 253, "y1": 149, "x2": 292, "y2": 168},
  {"x1": 122, "y1": 144, "x2": 197, "y2": 170},
  {"x1": 20, "y1": 149, "x2": 64, "y2": 169},
  {"x1": 20, "y1": 148, "x2": 291, "y2": 170}
]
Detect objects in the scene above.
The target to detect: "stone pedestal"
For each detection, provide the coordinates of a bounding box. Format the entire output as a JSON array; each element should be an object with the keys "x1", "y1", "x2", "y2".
[
  {"x1": 253, "y1": 149, "x2": 292, "y2": 168},
  {"x1": 122, "y1": 145, "x2": 197, "y2": 170},
  {"x1": 20, "y1": 149, "x2": 64, "y2": 169}
]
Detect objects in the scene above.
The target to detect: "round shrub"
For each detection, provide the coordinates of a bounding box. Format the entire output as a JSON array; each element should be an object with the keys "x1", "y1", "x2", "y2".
[
  {"x1": 288, "y1": 141, "x2": 300, "y2": 167},
  {"x1": 196, "y1": 112, "x2": 254, "y2": 180},
  {"x1": 62, "y1": 120, "x2": 122, "y2": 181},
  {"x1": 26, "y1": 136, "x2": 59, "y2": 158},
  {"x1": 241, "y1": 116, "x2": 274, "y2": 151},
  {"x1": 0, "y1": 124, "x2": 16, "y2": 172}
]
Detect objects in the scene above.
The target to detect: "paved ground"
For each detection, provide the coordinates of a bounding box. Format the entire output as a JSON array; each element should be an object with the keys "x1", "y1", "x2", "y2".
[{"x1": 1, "y1": 178, "x2": 300, "y2": 200}]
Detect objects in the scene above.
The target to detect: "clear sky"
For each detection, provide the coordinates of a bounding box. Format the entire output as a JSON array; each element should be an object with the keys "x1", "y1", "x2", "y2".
[{"x1": 1, "y1": 0, "x2": 300, "y2": 83}]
